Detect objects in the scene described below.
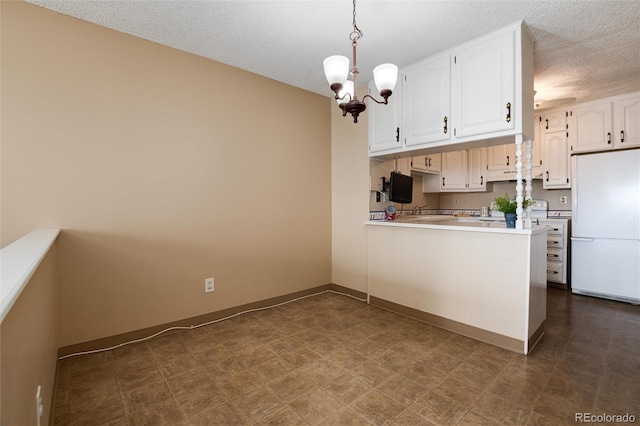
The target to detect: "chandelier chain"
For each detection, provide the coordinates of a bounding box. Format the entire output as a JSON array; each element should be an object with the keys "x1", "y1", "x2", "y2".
[{"x1": 350, "y1": 0, "x2": 363, "y2": 42}]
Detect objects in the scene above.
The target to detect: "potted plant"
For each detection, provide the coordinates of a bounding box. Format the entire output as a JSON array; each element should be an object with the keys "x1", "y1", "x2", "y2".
[{"x1": 492, "y1": 193, "x2": 533, "y2": 228}]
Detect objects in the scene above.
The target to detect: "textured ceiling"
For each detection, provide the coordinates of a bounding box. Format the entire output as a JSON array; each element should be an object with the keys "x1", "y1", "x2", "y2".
[{"x1": 26, "y1": 0, "x2": 640, "y2": 107}]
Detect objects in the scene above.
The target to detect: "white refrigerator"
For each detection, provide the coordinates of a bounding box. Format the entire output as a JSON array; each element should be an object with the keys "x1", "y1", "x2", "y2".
[{"x1": 571, "y1": 148, "x2": 640, "y2": 304}]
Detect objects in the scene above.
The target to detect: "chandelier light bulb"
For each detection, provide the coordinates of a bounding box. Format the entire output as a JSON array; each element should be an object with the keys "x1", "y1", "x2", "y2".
[
  {"x1": 336, "y1": 80, "x2": 354, "y2": 104},
  {"x1": 323, "y1": 55, "x2": 350, "y2": 86},
  {"x1": 373, "y1": 63, "x2": 398, "y2": 93}
]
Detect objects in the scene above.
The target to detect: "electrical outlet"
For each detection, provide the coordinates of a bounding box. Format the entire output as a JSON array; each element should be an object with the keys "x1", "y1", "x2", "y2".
[
  {"x1": 36, "y1": 385, "x2": 43, "y2": 426},
  {"x1": 205, "y1": 277, "x2": 214, "y2": 293},
  {"x1": 455, "y1": 198, "x2": 460, "y2": 205},
  {"x1": 560, "y1": 196, "x2": 568, "y2": 204}
]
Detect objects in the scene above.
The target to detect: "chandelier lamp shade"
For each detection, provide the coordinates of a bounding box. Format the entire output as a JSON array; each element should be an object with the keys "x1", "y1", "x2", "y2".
[{"x1": 323, "y1": 0, "x2": 398, "y2": 123}]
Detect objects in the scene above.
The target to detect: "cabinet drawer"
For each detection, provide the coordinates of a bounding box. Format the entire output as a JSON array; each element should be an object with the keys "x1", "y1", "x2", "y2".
[
  {"x1": 547, "y1": 248, "x2": 564, "y2": 262},
  {"x1": 547, "y1": 236, "x2": 564, "y2": 249},
  {"x1": 547, "y1": 261, "x2": 565, "y2": 283},
  {"x1": 545, "y1": 223, "x2": 565, "y2": 235}
]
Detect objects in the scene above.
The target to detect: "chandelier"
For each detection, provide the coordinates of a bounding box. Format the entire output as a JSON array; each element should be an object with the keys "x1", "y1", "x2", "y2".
[{"x1": 323, "y1": 0, "x2": 398, "y2": 123}]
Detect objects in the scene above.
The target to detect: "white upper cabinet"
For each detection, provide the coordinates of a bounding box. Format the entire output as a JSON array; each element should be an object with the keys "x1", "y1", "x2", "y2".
[
  {"x1": 544, "y1": 131, "x2": 570, "y2": 189},
  {"x1": 485, "y1": 138, "x2": 541, "y2": 182},
  {"x1": 467, "y1": 148, "x2": 488, "y2": 190},
  {"x1": 487, "y1": 143, "x2": 516, "y2": 171},
  {"x1": 368, "y1": 20, "x2": 534, "y2": 159},
  {"x1": 540, "y1": 110, "x2": 570, "y2": 189},
  {"x1": 411, "y1": 154, "x2": 441, "y2": 174},
  {"x1": 614, "y1": 93, "x2": 640, "y2": 148},
  {"x1": 440, "y1": 150, "x2": 468, "y2": 191},
  {"x1": 368, "y1": 80, "x2": 402, "y2": 154},
  {"x1": 430, "y1": 148, "x2": 488, "y2": 192},
  {"x1": 568, "y1": 92, "x2": 640, "y2": 153},
  {"x1": 453, "y1": 31, "x2": 515, "y2": 139},
  {"x1": 542, "y1": 111, "x2": 567, "y2": 133},
  {"x1": 568, "y1": 102, "x2": 613, "y2": 153},
  {"x1": 403, "y1": 54, "x2": 451, "y2": 147}
]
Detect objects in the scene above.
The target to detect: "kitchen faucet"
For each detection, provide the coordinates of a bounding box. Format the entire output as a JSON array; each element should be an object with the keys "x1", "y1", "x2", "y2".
[{"x1": 411, "y1": 205, "x2": 429, "y2": 215}]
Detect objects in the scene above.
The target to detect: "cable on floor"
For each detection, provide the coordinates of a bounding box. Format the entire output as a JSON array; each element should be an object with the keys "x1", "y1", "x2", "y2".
[{"x1": 58, "y1": 289, "x2": 368, "y2": 360}]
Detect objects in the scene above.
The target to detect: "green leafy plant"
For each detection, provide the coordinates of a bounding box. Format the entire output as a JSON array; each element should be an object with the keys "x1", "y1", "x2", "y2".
[{"x1": 493, "y1": 193, "x2": 533, "y2": 214}]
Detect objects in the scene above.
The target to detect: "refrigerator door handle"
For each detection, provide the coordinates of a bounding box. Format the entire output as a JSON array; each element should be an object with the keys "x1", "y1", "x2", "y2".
[{"x1": 571, "y1": 237, "x2": 595, "y2": 242}]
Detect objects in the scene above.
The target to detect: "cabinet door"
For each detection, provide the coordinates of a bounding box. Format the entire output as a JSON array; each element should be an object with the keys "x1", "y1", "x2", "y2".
[
  {"x1": 568, "y1": 102, "x2": 613, "y2": 153},
  {"x1": 453, "y1": 31, "x2": 515, "y2": 138},
  {"x1": 487, "y1": 143, "x2": 516, "y2": 171},
  {"x1": 368, "y1": 81, "x2": 402, "y2": 153},
  {"x1": 410, "y1": 156, "x2": 428, "y2": 173},
  {"x1": 403, "y1": 55, "x2": 451, "y2": 146},
  {"x1": 468, "y1": 148, "x2": 487, "y2": 190},
  {"x1": 544, "y1": 131, "x2": 570, "y2": 189},
  {"x1": 440, "y1": 150, "x2": 467, "y2": 191},
  {"x1": 412, "y1": 155, "x2": 441, "y2": 174},
  {"x1": 614, "y1": 94, "x2": 640, "y2": 148},
  {"x1": 542, "y1": 111, "x2": 567, "y2": 133},
  {"x1": 529, "y1": 131, "x2": 544, "y2": 179},
  {"x1": 426, "y1": 154, "x2": 441, "y2": 173}
]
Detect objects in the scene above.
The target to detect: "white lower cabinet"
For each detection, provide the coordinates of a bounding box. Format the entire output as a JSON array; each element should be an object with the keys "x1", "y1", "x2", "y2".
[{"x1": 539, "y1": 219, "x2": 570, "y2": 286}]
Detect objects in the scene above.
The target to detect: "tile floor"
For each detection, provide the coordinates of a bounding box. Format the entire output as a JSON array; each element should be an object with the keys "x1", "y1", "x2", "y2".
[{"x1": 53, "y1": 288, "x2": 639, "y2": 425}]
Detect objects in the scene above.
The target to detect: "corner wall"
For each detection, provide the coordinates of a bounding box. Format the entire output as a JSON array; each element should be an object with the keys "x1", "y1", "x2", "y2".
[
  {"x1": 1, "y1": 248, "x2": 58, "y2": 426},
  {"x1": 1, "y1": 1, "x2": 332, "y2": 347},
  {"x1": 330, "y1": 93, "x2": 370, "y2": 294}
]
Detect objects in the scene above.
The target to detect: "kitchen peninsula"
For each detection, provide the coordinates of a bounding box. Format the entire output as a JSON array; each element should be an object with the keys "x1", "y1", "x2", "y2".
[{"x1": 366, "y1": 217, "x2": 547, "y2": 354}]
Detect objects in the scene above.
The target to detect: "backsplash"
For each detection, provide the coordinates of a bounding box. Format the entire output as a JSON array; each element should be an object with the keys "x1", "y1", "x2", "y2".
[{"x1": 370, "y1": 208, "x2": 572, "y2": 220}]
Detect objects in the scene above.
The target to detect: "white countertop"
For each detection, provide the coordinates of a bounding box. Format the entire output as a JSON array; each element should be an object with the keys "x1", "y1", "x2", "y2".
[{"x1": 365, "y1": 215, "x2": 548, "y2": 235}]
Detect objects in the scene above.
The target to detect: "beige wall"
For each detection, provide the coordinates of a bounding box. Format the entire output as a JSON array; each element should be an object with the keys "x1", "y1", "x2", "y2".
[
  {"x1": 1, "y1": 2, "x2": 331, "y2": 347},
  {"x1": 1, "y1": 248, "x2": 58, "y2": 426},
  {"x1": 330, "y1": 91, "x2": 369, "y2": 294}
]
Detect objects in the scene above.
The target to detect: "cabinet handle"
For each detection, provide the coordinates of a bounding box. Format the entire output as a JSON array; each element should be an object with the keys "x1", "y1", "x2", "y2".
[
  {"x1": 547, "y1": 270, "x2": 559, "y2": 275},
  {"x1": 607, "y1": 132, "x2": 611, "y2": 144},
  {"x1": 547, "y1": 254, "x2": 559, "y2": 258},
  {"x1": 443, "y1": 116, "x2": 448, "y2": 134},
  {"x1": 546, "y1": 171, "x2": 549, "y2": 182},
  {"x1": 442, "y1": 177, "x2": 445, "y2": 187},
  {"x1": 506, "y1": 102, "x2": 511, "y2": 123},
  {"x1": 545, "y1": 119, "x2": 549, "y2": 130},
  {"x1": 428, "y1": 157, "x2": 432, "y2": 167},
  {"x1": 396, "y1": 127, "x2": 400, "y2": 142},
  {"x1": 506, "y1": 156, "x2": 510, "y2": 166},
  {"x1": 480, "y1": 176, "x2": 483, "y2": 185},
  {"x1": 621, "y1": 130, "x2": 625, "y2": 143}
]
